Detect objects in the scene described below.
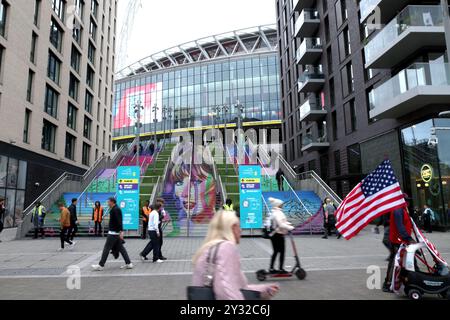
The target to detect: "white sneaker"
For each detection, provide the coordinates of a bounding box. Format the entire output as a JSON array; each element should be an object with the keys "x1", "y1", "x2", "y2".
[
  {"x1": 91, "y1": 264, "x2": 104, "y2": 271},
  {"x1": 120, "y1": 263, "x2": 134, "y2": 269},
  {"x1": 70, "y1": 241, "x2": 77, "y2": 247},
  {"x1": 154, "y1": 259, "x2": 164, "y2": 263},
  {"x1": 57, "y1": 248, "x2": 65, "y2": 252}
]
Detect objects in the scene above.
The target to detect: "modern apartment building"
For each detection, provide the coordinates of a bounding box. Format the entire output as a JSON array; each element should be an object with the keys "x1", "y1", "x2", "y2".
[
  {"x1": 0, "y1": 0, "x2": 117, "y2": 227},
  {"x1": 277, "y1": 0, "x2": 450, "y2": 228}
]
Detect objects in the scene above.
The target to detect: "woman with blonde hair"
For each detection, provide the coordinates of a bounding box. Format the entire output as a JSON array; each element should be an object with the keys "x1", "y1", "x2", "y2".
[{"x1": 192, "y1": 210, "x2": 279, "y2": 300}]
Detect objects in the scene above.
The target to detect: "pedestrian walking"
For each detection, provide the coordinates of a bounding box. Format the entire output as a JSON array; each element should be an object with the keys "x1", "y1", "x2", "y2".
[
  {"x1": 31, "y1": 201, "x2": 46, "y2": 239},
  {"x1": 268, "y1": 197, "x2": 294, "y2": 273},
  {"x1": 322, "y1": 198, "x2": 340, "y2": 239},
  {"x1": 92, "y1": 201, "x2": 104, "y2": 236},
  {"x1": 92, "y1": 197, "x2": 133, "y2": 271},
  {"x1": 58, "y1": 202, "x2": 74, "y2": 251},
  {"x1": 141, "y1": 200, "x2": 151, "y2": 239},
  {"x1": 68, "y1": 198, "x2": 78, "y2": 241},
  {"x1": 156, "y1": 198, "x2": 168, "y2": 260},
  {"x1": 192, "y1": 210, "x2": 279, "y2": 300},
  {"x1": 275, "y1": 169, "x2": 284, "y2": 191},
  {"x1": 422, "y1": 204, "x2": 435, "y2": 233},
  {"x1": 0, "y1": 197, "x2": 5, "y2": 242},
  {"x1": 139, "y1": 203, "x2": 164, "y2": 263},
  {"x1": 382, "y1": 194, "x2": 414, "y2": 293}
]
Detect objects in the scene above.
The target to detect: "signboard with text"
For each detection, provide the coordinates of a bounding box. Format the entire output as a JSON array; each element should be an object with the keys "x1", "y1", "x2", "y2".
[
  {"x1": 116, "y1": 166, "x2": 140, "y2": 230},
  {"x1": 239, "y1": 165, "x2": 263, "y2": 229}
]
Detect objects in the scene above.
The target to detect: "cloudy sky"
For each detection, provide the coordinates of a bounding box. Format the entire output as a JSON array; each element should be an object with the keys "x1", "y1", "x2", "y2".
[{"x1": 116, "y1": 0, "x2": 277, "y2": 70}]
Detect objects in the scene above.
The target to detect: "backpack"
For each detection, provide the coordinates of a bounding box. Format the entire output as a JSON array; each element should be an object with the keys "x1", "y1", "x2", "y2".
[{"x1": 425, "y1": 208, "x2": 436, "y2": 222}]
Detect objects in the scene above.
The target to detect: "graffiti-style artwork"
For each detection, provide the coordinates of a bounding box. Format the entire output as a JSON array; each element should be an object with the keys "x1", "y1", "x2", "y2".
[
  {"x1": 113, "y1": 83, "x2": 163, "y2": 130},
  {"x1": 162, "y1": 144, "x2": 217, "y2": 236}
]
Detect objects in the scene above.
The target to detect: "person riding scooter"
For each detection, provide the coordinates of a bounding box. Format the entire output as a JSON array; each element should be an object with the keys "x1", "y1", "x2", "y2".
[{"x1": 268, "y1": 197, "x2": 294, "y2": 274}]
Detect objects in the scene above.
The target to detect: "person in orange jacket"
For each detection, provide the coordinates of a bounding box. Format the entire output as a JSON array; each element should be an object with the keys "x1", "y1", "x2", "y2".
[
  {"x1": 59, "y1": 202, "x2": 74, "y2": 251},
  {"x1": 92, "y1": 201, "x2": 104, "y2": 237},
  {"x1": 141, "y1": 200, "x2": 151, "y2": 239}
]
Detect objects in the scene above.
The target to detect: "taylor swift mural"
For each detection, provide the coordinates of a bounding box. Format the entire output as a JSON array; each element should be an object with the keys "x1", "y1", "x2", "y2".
[{"x1": 162, "y1": 143, "x2": 217, "y2": 236}]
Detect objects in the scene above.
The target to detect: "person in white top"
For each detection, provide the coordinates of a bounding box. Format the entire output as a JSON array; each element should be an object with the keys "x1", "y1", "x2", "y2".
[
  {"x1": 139, "y1": 203, "x2": 164, "y2": 263},
  {"x1": 268, "y1": 197, "x2": 294, "y2": 274}
]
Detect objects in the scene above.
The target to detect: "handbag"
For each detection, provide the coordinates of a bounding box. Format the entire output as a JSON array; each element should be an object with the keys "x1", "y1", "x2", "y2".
[{"x1": 187, "y1": 242, "x2": 261, "y2": 300}]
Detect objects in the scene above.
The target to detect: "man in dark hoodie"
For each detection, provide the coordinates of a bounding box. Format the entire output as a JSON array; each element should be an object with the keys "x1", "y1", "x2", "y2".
[
  {"x1": 92, "y1": 198, "x2": 133, "y2": 271},
  {"x1": 68, "y1": 198, "x2": 78, "y2": 241}
]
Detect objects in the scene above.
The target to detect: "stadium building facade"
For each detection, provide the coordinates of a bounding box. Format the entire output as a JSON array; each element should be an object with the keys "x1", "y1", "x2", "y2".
[{"x1": 112, "y1": 25, "x2": 281, "y2": 145}]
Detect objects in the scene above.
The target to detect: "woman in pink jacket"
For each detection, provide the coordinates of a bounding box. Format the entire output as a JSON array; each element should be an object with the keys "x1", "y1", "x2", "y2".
[{"x1": 192, "y1": 211, "x2": 279, "y2": 300}]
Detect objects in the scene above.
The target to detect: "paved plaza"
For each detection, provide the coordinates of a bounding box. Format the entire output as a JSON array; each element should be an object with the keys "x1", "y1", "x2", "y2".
[{"x1": 0, "y1": 229, "x2": 449, "y2": 300}]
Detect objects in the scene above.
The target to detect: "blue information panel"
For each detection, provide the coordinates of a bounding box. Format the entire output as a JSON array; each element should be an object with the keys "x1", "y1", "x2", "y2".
[
  {"x1": 239, "y1": 165, "x2": 263, "y2": 229},
  {"x1": 116, "y1": 166, "x2": 140, "y2": 230}
]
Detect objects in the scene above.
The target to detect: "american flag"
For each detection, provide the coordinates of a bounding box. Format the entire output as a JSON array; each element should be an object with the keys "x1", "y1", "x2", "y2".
[{"x1": 335, "y1": 160, "x2": 407, "y2": 240}]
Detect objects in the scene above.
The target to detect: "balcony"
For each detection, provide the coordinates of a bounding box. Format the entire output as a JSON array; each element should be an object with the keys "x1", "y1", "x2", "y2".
[
  {"x1": 302, "y1": 134, "x2": 329, "y2": 152},
  {"x1": 360, "y1": 0, "x2": 409, "y2": 24},
  {"x1": 297, "y1": 37, "x2": 322, "y2": 65},
  {"x1": 298, "y1": 66, "x2": 325, "y2": 93},
  {"x1": 299, "y1": 95, "x2": 327, "y2": 122},
  {"x1": 294, "y1": 9, "x2": 320, "y2": 38},
  {"x1": 369, "y1": 63, "x2": 450, "y2": 119},
  {"x1": 294, "y1": 0, "x2": 317, "y2": 13},
  {"x1": 364, "y1": 5, "x2": 446, "y2": 69}
]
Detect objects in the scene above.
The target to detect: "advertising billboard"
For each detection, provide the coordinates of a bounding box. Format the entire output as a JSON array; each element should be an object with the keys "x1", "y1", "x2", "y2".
[
  {"x1": 116, "y1": 166, "x2": 140, "y2": 230},
  {"x1": 239, "y1": 165, "x2": 263, "y2": 229},
  {"x1": 114, "y1": 83, "x2": 163, "y2": 130}
]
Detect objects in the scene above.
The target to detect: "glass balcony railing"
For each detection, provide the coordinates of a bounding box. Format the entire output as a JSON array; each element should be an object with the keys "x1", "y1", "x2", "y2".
[
  {"x1": 303, "y1": 133, "x2": 328, "y2": 146},
  {"x1": 365, "y1": 5, "x2": 445, "y2": 65},
  {"x1": 369, "y1": 63, "x2": 450, "y2": 111},
  {"x1": 299, "y1": 96, "x2": 324, "y2": 119},
  {"x1": 297, "y1": 37, "x2": 322, "y2": 61},
  {"x1": 298, "y1": 65, "x2": 325, "y2": 87},
  {"x1": 295, "y1": 9, "x2": 320, "y2": 36},
  {"x1": 360, "y1": 0, "x2": 381, "y2": 22}
]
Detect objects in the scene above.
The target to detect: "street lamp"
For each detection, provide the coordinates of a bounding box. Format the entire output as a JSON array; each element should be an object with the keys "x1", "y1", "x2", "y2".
[{"x1": 134, "y1": 100, "x2": 144, "y2": 167}]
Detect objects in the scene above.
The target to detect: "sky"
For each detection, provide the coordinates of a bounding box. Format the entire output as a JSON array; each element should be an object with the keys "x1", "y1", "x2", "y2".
[{"x1": 116, "y1": 0, "x2": 277, "y2": 71}]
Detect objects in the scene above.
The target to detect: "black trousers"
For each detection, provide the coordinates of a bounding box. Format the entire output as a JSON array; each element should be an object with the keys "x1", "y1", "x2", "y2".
[
  {"x1": 142, "y1": 221, "x2": 148, "y2": 239},
  {"x1": 34, "y1": 227, "x2": 45, "y2": 239},
  {"x1": 423, "y1": 216, "x2": 433, "y2": 233},
  {"x1": 68, "y1": 223, "x2": 78, "y2": 240},
  {"x1": 60, "y1": 227, "x2": 72, "y2": 249},
  {"x1": 270, "y1": 233, "x2": 286, "y2": 270},
  {"x1": 99, "y1": 234, "x2": 131, "y2": 267},
  {"x1": 384, "y1": 243, "x2": 400, "y2": 286},
  {"x1": 141, "y1": 230, "x2": 160, "y2": 262},
  {"x1": 277, "y1": 180, "x2": 284, "y2": 191},
  {"x1": 94, "y1": 221, "x2": 102, "y2": 235},
  {"x1": 159, "y1": 225, "x2": 164, "y2": 258}
]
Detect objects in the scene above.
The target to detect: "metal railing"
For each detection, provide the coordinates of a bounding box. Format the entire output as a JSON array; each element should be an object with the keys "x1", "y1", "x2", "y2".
[{"x1": 298, "y1": 171, "x2": 342, "y2": 206}]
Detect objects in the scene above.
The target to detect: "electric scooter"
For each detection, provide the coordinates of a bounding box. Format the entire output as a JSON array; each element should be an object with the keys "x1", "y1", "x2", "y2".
[{"x1": 256, "y1": 232, "x2": 307, "y2": 281}]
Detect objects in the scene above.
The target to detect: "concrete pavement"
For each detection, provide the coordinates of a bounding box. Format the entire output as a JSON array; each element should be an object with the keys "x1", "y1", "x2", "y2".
[{"x1": 0, "y1": 229, "x2": 449, "y2": 300}]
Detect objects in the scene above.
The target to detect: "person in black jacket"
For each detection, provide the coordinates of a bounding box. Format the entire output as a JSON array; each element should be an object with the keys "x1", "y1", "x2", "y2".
[
  {"x1": 92, "y1": 198, "x2": 133, "y2": 271},
  {"x1": 0, "y1": 197, "x2": 5, "y2": 242},
  {"x1": 68, "y1": 198, "x2": 78, "y2": 241},
  {"x1": 276, "y1": 169, "x2": 284, "y2": 191}
]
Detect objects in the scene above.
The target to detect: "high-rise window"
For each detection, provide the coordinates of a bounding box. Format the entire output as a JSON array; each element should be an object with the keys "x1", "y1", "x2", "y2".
[
  {"x1": 49, "y1": 19, "x2": 63, "y2": 52},
  {"x1": 338, "y1": 27, "x2": 351, "y2": 62},
  {"x1": 47, "y1": 51, "x2": 61, "y2": 85},
  {"x1": 88, "y1": 41, "x2": 96, "y2": 65},
  {"x1": 86, "y1": 66, "x2": 95, "y2": 89},
  {"x1": 83, "y1": 116, "x2": 92, "y2": 139},
  {"x1": 72, "y1": 25, "x2": 82, "y2": 46},
  {"x1": 74, "y1": 0, "x2": 84, "y2": 19},
  {"x1": 26, "y1": 70, "x2": 35, "y2": 102},
  {"x1": 82, "y1": 142, "x2": 91, "y2": 166},
  {"x1": 30, "y1": 32, "x2": 38, "y2": 64},
  {"x1": 71, "y1": 45, "x2": 81, "y2": 73},
  {"x1": 0, "y1": 0, "x2": 8, "y2": 38},
  {"x1": 85, "y1": 90, "x2": 93, "y2": 113},
  {"x1": 332, "y1": 110, "x2": 338, "y2": 141},
  {"x1": 341, "y1": 62, "x2": 354, "y2": 97},
  {"x1": 334, "y1": 0, "x2": 347, "y2": 28},
  {"x1": 69, "y1": 73, "x2": 79, "y2": 101},
  {"x1": 91, "y1": 0, "x2": 99, "y2": 19},
  {"x1": 44, "y1": 85, "x2": 59, "y2": 118},
  {"x1": 65, "y1": 133, "x2": 76, "y2": 160},
  {"x1": 89, "y1": 18, "x2": 97, "y2": 42},
  {"x1": 51, "y1": 0, "x2": 66, "y2": 22},
  {"x1": 23, "y1": 109, "x2": 31, "y2": 143},
  {"x1": 67, "y1": 103, "x2": 77, "y2": 130},
  {"x1": 34, "y1": 0, "x2": 41, "y2": 26},
  {"x1": 41, "y1": 120, "x2": 57, "y2": 152}
]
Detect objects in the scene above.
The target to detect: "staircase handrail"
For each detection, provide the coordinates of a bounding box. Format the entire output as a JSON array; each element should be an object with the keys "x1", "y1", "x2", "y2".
[
  {"x1": 281, "y1": 175, "x2": 312, "y2": 217},
  {"x1": 299, "y1": 170, "x2": 342, "y2": 206},
  {"x1": 149, "y1": 176, "x2": 162, "y2": 205}
]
